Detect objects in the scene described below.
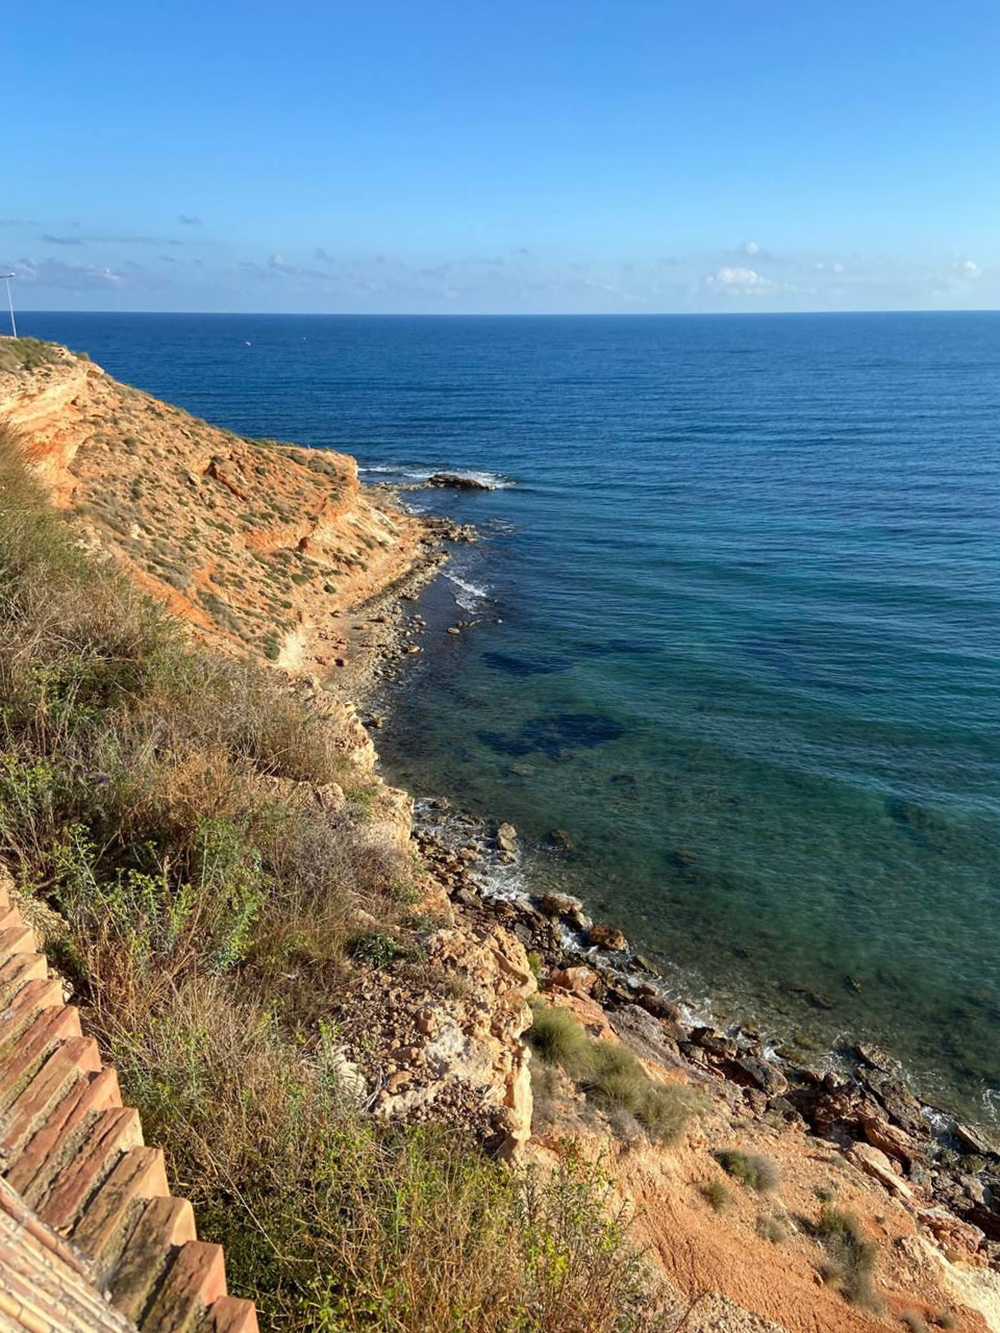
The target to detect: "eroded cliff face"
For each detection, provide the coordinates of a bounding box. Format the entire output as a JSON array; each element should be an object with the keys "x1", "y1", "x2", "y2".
[{"x1": 0, "y1": 345, "x2": 428, "y2": 674}]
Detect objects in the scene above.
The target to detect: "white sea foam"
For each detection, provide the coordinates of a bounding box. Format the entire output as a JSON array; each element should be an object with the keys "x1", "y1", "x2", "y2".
[
  {"x1": 359, "y1": 464, "x2": 515, "y2": 489},
  {"x1": 453, "y1": 470, "x2": 515, "y2": 490},
  {"x1": 444, "y1": 570, "x2": 491, "y2": 612}
]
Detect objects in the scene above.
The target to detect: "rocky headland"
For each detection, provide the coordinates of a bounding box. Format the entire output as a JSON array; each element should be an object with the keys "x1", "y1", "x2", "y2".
[{"x1": 2, "y1": 337, "x2": 999, "y2": 1333}]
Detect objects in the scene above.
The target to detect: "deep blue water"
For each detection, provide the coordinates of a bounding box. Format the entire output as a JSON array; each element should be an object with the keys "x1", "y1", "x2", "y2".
[{"x1": 19, "y1": 311, "x2": 1000, "y2": 1121}]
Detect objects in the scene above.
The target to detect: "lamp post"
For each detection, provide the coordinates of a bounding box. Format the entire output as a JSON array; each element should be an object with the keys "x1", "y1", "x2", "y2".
[{"x1": 2, "y1": 274, "x2": 16, "y2": 338}]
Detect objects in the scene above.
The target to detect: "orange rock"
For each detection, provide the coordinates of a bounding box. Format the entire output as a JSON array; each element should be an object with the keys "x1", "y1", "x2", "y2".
[{"x1": 550, "y1": 966, "x2": 598, "y2": 996}]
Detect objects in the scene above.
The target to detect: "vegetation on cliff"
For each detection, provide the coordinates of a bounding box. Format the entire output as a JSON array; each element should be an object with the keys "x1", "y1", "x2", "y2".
[
  {"x1": 0, "y1": 419, "x2": 663, "y2": 1332},
  {"x1": 0, "y1": 336, "x2": 74, "y2": 373}
]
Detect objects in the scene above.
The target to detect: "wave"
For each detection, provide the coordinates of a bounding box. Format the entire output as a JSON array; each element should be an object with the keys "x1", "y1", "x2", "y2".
[
  {"x1": 359, "y1": 463, "x2": 515, "y2": 489},
  {"x1": 444, "y1": 570, "x2": 491, "y2": 612}
]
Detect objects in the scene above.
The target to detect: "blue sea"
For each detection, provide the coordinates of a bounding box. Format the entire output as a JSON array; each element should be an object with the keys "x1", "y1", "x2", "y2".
[{"x1": 19, "y1": 311, "x2": 1000, "y2": 1122}]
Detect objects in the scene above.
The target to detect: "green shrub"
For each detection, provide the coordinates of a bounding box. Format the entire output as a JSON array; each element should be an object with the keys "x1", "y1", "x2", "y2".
[
  {"x1": 816, "y1": 1206, "x2": 882, "y2": 1311},
  {"x1": 527, "y1": 1003, "x2": 707, "y2": 1146},
  {"x1": 702, "y1": 1179, "x2": 731, "y2": 1213},
  {"x1": 526, "y1": 1001, "x2": 593, "y2": 1073},
  {"x1": 582, "y1": 1041, "x2": 707, "y2": 1146},
  {"x1": 714, "y1": 1149, "x2": 780, "y2": 1193}
]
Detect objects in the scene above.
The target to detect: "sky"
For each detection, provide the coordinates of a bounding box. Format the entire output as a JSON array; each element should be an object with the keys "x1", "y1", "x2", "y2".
[{"x1": 4, "y1": 0, "x2": 1000, "y2": 315}]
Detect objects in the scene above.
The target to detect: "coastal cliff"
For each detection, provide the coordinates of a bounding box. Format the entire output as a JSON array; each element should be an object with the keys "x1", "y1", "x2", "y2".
[
  {"x1": 0, "y1": 339, "x2": 438, "y2": 680},
  {"x1": 1, "y1": 338, "x2": 998, "y2": 1333}
]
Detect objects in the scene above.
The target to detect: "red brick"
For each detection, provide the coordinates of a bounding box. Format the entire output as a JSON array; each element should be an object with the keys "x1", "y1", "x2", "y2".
[
  {"x1": 35, "y1": 1105, "x2": 142, "y2": 1230},
  {"x1": 1, "y1": 1035, "x2": 100, "y2": 1154},
  {"x1": 109, "y1": 1195, "x2": 197, "y2": 1322},
  {"x1": 7, "y1": 1064, "x2": 120, "y2": 1195}
]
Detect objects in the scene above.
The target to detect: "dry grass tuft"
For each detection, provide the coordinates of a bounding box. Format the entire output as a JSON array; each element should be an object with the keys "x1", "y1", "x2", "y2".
[
  {"x1": 714, "y1": 1149, "x2": 780, "y2": 1193},
  {"x1": 815, "y1": 1206, "x2": 882, "y2": 1312}
]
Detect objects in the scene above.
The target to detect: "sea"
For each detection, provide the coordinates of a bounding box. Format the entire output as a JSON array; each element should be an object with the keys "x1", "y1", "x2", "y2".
[{"x1": 17, "y1": 310, "x2": 1000, "y2": 1123}]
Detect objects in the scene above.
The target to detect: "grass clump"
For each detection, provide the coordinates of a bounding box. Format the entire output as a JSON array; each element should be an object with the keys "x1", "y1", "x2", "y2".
[
  {"x1": 815, "y1": 1206, "x2": 882, "y2": 1312},
  {"x1": 702, "y1": 1179, "x2": 731, "y2": 1213},
  {"x1": 714, "y1": 1149, "x2": 780, "y2": 1193},
  {"x1": 527, "y1": 1001, "x2": 708, "y2": 1146},
  {"x1": 758, "y1": 1213, "x2": 794, "y2": 1244},
  {"x1": 582, "y1": 1042, "x2": 708, "y2": 1146},
  {"x1": 0, "y1": 336, "x2": 65, "y2": 372},
  {"x1": 900, "y1": 1314, "x2": 929, "y2": 1333},
  {"x1": 526, "y1": 1000, "x2": 594, "y2": 1072}
]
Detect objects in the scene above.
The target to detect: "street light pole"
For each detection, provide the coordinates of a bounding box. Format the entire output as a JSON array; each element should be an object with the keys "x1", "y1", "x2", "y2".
[{"x1": 3, "y1": 274, "x2": 16, "y2": 338}]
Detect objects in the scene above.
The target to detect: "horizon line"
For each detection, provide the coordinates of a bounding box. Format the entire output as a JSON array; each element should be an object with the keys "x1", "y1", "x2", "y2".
[{"x1": 15, "y1": 306, "x2": 1000, "y2": 320}]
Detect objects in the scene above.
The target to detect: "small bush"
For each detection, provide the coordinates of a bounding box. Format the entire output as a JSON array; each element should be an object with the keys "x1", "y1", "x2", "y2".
[
  {"x1": 900, "y1": 1314, "x2": 928, "y2": 1333},
  {"x1": 526, "y1": 1002, "x2": 593, "y2": 1074},
  {"x1": 527, "y1": 1005, "x2": 708, "y2": 1146},
  {"x1": 816, "y1": 1206, "x2": 882, "y2": 1311},
  {"x1": 702, "y1": 1179, "x2": 731, "y2": 1213},
  {"x1": 583, "y1": 1043, "x2": 707, "y2": 1146},
  {"x1": 714, "y1": 1150, "x2": 780, "y2": 1193},
  {"x1": 759, "y1": 1213, "x2": 794, "y2": 1244},
  {"x1": 349, "y1": 930, "x2": 405, "y2": 968}
]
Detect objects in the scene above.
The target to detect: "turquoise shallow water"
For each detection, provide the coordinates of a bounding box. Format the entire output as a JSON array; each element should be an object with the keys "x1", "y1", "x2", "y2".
[{"x1": 21, "y1": 311, "x2": 1000, "y2": 1121}]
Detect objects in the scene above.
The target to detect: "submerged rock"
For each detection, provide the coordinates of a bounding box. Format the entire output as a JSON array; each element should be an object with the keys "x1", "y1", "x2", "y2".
[{"x1": 547, "y1": 827, "x2": 575, "y2": 852}]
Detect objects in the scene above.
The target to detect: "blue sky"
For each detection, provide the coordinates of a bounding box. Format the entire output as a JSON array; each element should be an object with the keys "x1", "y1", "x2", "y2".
[{"x1": 5, "y1": 0, "x2": 999, "y2": 314}]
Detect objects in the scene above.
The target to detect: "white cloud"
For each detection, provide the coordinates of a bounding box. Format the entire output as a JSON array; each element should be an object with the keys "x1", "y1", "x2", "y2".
[
  {"x1": 960, "y1": 259, "x2": 981, "y2": 278},
  {"x1": 8, "y1": 257, "x2": 123, "y2": 289},
  {"x1": 706, "y1": 265, "x2": 775, "y2": 295},
  {"x1": 742, "y1": 240, "x2": 761, "y2": 255}
]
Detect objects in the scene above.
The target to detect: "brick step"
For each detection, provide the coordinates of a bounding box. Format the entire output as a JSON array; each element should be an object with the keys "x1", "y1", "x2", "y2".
[
  {"x1": 202, "y1": 1296, "x2": 259, "y2": 1333},
  {"x1": 0, "y1": 878, "x2": 256, "y2": 1333},
  {"x1": 72, "y1": 1145, "x2": 170, "y2": 1278},
  {"x1": 140, "y1": 1240, "x2": 227, "y2": 1333},
  {"x1": 0, "y1": 1004, "x2": 84, "y2": 1113},
  {"x1": 35, "y1": 1106, "x2": 143, "y2": 1232},
  {"x1": 109, "y1": 1196, "x2": 197, "y2": 1322},
  {"x1": 7, "y1": 1066, "x2": 122, "y2": 1197},
  {"x1": 1, "y1": 974, "x2": 65, "y2": 1040},
  {"x1": 0, "y1": 951, "x2": 50, "y2": 1014},
  {"x1": 0, "y1": 1177, "x2": 134, "y2": 1333},
  {"x1": 0, "y1": 924, "x2": 36, "y2": 968},
  {"x1": 1, "y1": 1036, "x2": 102, "y2": 1158}
]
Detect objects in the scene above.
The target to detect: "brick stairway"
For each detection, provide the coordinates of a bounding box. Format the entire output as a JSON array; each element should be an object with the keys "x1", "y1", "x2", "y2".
[{"x1": 0, "y1": 875, "x2": 257, "y2": 1332}]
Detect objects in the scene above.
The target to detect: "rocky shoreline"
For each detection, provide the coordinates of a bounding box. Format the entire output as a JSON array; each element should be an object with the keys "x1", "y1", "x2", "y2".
[
  {"x1": 407, "y1": 802, "x2": 1000, "y2": 1270},
  {"x1": 317, "y1": 487, "x2": 479, "y2": 700}
]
